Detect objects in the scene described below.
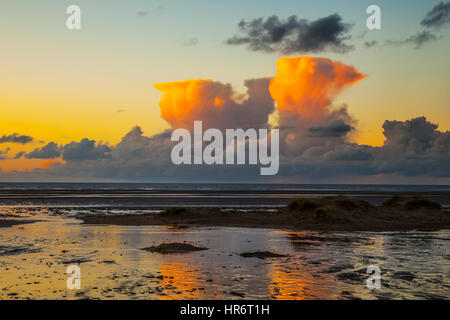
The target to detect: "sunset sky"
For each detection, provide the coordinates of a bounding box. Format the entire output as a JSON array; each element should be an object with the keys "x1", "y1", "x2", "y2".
[{"x1": 0, "y1": 0, "x2": 449, "y2": 183}]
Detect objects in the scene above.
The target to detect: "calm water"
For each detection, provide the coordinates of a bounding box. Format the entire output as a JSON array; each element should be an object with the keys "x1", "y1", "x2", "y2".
[
  {"x1": 1, "y1": 183, "x2": 449, "y2": 209},
  {"x1": 1, "y1": 182, "x2": 450, "y2": 192},
  {"x1": 0, "y1": 207, "x2": 449, "y2": 300}
]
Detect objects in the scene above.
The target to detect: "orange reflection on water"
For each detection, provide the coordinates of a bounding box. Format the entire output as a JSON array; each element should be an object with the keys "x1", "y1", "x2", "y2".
[
  {"x1": 157, "y1": 256, "x2": 207, "y2": 300},
  {"x1": 267, "y1": 231, "x2": 337, "y2": 300}
]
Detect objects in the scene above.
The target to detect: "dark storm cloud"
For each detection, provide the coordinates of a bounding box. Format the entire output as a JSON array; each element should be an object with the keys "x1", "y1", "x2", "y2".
[
  {"x1": 385, "y1": 30, "x2": 440, "y2": 49},
  {"x1": 308, "y1": 119, "x2": 354, "y2": 138},
  {"x1": 226, "y1": 14, "x2": 354, "y2": 54},
  {"x1": 25, "y1": 142, "x2": 61, "y2": 159},
  {"x1": 421, "y1": 1, "x2": 450, "y2": 28},
  {"x1": 0, "y1": 133, "x2": 33, "y2": 144}
]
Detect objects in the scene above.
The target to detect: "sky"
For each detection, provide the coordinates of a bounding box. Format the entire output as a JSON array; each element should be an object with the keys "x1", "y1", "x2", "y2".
[{"x1": 0, "y1": 0, "x2": 449, "y2": 183}]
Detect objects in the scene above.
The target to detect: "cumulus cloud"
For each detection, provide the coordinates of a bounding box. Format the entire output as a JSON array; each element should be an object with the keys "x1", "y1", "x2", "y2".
[
  {"x1": 270, "y1": 56, "x2": 365, "y2": 124},
  {"x1": 226, "y1": 14, "x2": 354, "y2": 54},
  {"x1": 268, "y1": 56, "x2": 364, "y2": 155},
  {"x1": 153, "y1": 77, "x2": 274, "y2": 130},
  {"x1": 0, "y1": 133, "x2": 33, "y2": 144},
  {"x1": 381, "y1": 117, "x2": 449, "y2": 155},
  {"x1": 25, "y1": 142, "x2": 61, "y2": 159},
  {"x1": 421, "y1": 1, "x2": 450, "y2": 28},
  {"x1": 287, "y1": 116, "x2": 449, "y2": 179}
]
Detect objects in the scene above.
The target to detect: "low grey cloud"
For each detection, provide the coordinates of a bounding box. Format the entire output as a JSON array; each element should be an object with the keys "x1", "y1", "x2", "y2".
[
  {"x1": 226, "y1": 14, "x2": 354, "y2": 54},
  {"x1": 23, "y1": 139, "x2": 112, "y2": 161},
  {"x1": 421, "y1": 1, "x2": 450, "y2": 28},
  {"x1": 0, "y1": 133, "x2": 33, "y2": 144},
  {"x1": 62, "y1": 139, "x2": 111, "y2": 161},
  {"x1": 25, "y1": 142, "x2": 61, "y2": 159},
  {"x1": 308, "y1": 119, "x2": 354, "y2": 138},
  {"x1": 0, "y1": 148, "x2": 10, "y2": 160}
]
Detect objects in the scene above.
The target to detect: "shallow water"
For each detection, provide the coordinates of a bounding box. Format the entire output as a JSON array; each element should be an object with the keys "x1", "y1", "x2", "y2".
[{"x1": 0, "y1": 207, "x2": 449, "y2": 300}]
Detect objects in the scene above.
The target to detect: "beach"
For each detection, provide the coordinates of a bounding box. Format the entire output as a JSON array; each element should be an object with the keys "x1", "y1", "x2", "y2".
[{"x1": 0, "y1": 183, "x2": 449, "y2": 300}]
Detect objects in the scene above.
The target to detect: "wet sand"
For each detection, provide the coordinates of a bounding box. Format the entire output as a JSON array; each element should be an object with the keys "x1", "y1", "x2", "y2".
[
  {"x1": 0, "y1": 195, "x2": 449, "y2": 300},
  {"x1": 0, "y1": 207, "x2": 448, "y2": 300}
]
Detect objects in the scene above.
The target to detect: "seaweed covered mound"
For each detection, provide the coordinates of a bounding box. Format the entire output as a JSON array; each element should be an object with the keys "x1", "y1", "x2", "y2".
[
  {"x1": 287, "y1": 197, "x2": 374, "y2": 213},
  {"x1": 283, "y1": 196, "x2": 449, "y2": 231},
  {"x1": 81, "y1": 195, "x2": 449, "y2": 231},
  {"x1": 285, "y1": 197, "x2": 375, "y2": 225},
  {"x1": 382, "y1": 195, "x2": 441, "y2": 210}
]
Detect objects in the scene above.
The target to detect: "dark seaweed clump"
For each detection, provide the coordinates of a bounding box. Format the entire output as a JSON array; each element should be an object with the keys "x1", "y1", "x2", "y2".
[
  {"x1": 383, "y1": 195, "x2": 440, "y2": 210},
  {"x1": 142, "y1": 242, "x2": 208, "y2": 254}
]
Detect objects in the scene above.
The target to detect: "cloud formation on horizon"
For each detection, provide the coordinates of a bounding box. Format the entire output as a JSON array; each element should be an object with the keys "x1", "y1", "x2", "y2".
[{"x1": 2, "y1": 56, "x2": 449, "y2": 183}]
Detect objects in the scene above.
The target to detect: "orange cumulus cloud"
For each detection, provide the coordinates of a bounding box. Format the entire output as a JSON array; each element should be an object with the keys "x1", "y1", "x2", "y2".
[
  {"x1": 269, "y1": 56, "x2": 366, "y2": 124},
  {"x1": 153, "y1": 78, "x2": 274, "y2": 130},
  {"x1": 153, "y1": 79, "x2": 215, "y2": 129}
]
